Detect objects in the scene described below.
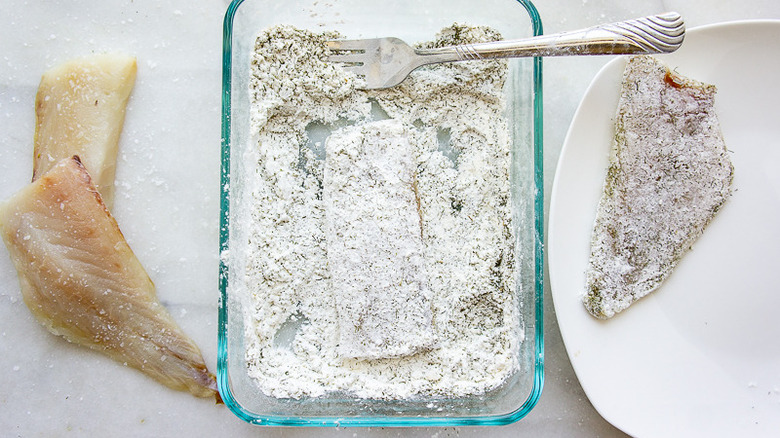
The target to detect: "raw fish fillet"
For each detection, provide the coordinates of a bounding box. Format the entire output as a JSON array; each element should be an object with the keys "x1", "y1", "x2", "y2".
[
  {"x1": 584, "y1": 56, "x2": 734, "y2": 319},
  {"x1": 33, "y1": 54, "x2": 137, "y2": 209},
  {"x1": 0, "y1": 157, "x2": 218, "y2": 399}
]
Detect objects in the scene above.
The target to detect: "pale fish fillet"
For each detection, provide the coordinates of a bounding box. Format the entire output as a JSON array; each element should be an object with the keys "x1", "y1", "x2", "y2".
[
  {"x1": 33, "y1": 53, "x2": 137, "y2": 209},
  {"x1": 323, "y1": 119, "x2": 436, "y2": 360},
  {"x1": 0, "y1": 157, "x2": 218, "y2": 399},
  {"x1": 584, "y1": 56, "x2": 734, "y2": 319}
]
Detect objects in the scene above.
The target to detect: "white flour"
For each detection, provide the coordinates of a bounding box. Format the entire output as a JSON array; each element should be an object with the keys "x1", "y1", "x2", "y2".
[{"x1": 240, "y1": 24, "x2": 520, "y2": 400}]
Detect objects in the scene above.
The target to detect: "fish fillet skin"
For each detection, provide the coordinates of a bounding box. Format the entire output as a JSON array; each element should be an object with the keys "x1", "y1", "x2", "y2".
[
  {"x1": 584, "y1": 56, "x2": 734, "y2": 319},
  {"x1": 324, "y1": 120, "x2": 436, "y2": 360},
  {"x1": 0, "y1": 157, "x2": 218, "y2": 399},
  {"x1": 33, "y1": 53, "x2": 137, "y2": 209}
]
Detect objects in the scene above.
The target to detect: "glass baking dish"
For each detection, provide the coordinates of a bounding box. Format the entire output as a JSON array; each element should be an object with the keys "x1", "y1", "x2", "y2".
[{"x1": 218, "y1": 0, "x2": 544, "y2": 426}]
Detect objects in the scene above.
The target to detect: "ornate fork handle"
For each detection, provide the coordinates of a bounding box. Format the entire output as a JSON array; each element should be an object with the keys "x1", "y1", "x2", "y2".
[{"x1": 416, "y1": 12, "x2": 684, "y2": 62}]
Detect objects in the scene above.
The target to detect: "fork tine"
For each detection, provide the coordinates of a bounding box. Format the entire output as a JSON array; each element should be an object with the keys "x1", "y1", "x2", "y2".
[
  {"x1": 326, "y1": 39, "x2": 372, "y2": 51},
  {"x1": 338, "y1": 64, "x2": 370, "y2": 77},
  {"x1": 326, "y1": 53, "x2": 366, "y2": 64}
]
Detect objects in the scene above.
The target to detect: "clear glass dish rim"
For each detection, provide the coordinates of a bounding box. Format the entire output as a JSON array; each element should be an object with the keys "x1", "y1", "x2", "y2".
[{"x1": 217, "y1": 0, "x2": 545, "y2": 426}]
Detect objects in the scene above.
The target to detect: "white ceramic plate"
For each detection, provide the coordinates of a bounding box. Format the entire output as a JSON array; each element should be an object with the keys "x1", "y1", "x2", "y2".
[{"x1": 549, "y1": 20, "x2": 780, "y2": 437}]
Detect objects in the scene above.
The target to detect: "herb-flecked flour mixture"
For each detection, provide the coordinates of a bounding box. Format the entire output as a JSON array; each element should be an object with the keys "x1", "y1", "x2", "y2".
[{"x1": 238, "y1": 24, "x2": 521, "y2": 400}]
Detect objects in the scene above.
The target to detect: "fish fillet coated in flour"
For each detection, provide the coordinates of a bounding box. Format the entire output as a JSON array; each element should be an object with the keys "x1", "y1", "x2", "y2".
[
  {"x1": 0, "y1": 157, "x2": 218, "y2": 399},
  {"x1": 584, "y1": 56, "x2": 734, "y2": 319},
  {"x1": 324, "y1": 120, "x2": 436, "y2": 360}
]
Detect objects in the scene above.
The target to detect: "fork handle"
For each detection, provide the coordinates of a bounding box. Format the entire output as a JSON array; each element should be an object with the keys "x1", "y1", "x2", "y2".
[{"x1": 415, "y1": 12, "x2": 684, "y2": 62}]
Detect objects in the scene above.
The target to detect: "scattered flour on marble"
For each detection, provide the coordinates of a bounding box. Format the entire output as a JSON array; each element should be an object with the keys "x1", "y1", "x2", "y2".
[{"x1": 238, "y1": 24, "x2": 521, "y2": 399}]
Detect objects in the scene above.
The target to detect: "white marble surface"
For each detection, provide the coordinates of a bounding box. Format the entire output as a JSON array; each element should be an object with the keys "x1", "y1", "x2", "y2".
[{"x1": 0, "y1": 1, "x2": 777, "y2": 436}]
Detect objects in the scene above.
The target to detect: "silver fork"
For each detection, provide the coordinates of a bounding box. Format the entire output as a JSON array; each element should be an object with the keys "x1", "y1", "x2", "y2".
[{"x1": 327, "y1": 12, "x2": 684, "y2": 89}]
